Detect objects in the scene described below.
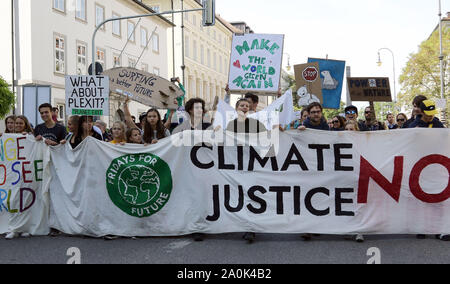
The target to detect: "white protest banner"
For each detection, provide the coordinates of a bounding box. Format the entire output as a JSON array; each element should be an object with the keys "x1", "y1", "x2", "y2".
[
  {"x1": 213, "y1": 100, "x2": 237, "y2": 130},
  {"x1": 228, "y1": 33, "x2": 284, "y2": 94},
  {"x1": 65, "y1": 75, "x2": 110, "y2": 116},
  {"x1": 46, "y1": 129, "x2": 450, "y2": 237},
  {"x1": 248, "y1": 89, "x2": 295, "y2": 129},
  {"x1": 214, "y1": 89, "x2": 295, "y2": 131},
  {"x1": 0, "y1": 134, "x2": 50, "y2": 235}
]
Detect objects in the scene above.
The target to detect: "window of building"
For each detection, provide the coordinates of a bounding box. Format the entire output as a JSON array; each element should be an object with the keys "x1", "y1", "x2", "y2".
[
  {"x1": 96, "y1": 48, "x2": 106, "y2": 70},
  {"x1": 76, "y1": 41, "x2": 87, "y2": 75},
  {"x1": 113, "y1": 53, "x2": 121, "y2": 67},
  {"x1": 128, "y1": 57, "x2": 136, "y2": 68},
  {"x1": 152, "y1": 33, "x2": 159, "y2": 53},
  {"x1": 141, "y1": 27, "x2": 148, "y2": 47},
  {"x1": 153, "y1": 67, "x2": 160, "y2": 76},
  {"x1": 185, "y1": 36, "x2": 190, "y2": 58},
  {"x1": 96, "y1": 4, "x2": 105, "y2": 30},
  {"x1": 112, "y1": 13, "x2": 121, "y2": 37},
  {"x1": 75, "y1": 0, "x2": 86, "y2": 21},
  {"x1": 127, "y1": 21, "x2": 135, "y2": 42},
  {"x1": 207, "y1": 49, "x2": 211, "y2": 68},
  {"x1": 192, "y1": 40, "x2": 197, "y2": 61},
  {"x1": 53, "y1": 0, "x2": 65, "y2": 13},
  {"x1": 54, "y1": 34, "x2": 66, "y2": 74},
  {"x1": 150, "y1": 6, "x2": 160, "y2": 13},
  {"x1": 200, "y1": 45, "x2": 204, "y2": 64},
  {"x1": 141, "y1": 63, "x2": 148, "y2": 72},
  {"x1": 57, "y1": 103, "x2": 65, "y2": 121}
]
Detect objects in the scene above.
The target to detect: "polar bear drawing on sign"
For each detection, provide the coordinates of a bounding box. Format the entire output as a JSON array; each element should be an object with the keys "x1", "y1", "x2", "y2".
[
  {"x1": 297, "y1": 85, "x2": 320, "y2": 107},
  {"x1": 321, "y1": 70, "x2": 339, "y2": 90}
]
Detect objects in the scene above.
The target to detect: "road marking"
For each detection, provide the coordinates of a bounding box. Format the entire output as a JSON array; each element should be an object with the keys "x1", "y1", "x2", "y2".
[{"x1": 164, "y1": 240, "x2": 192, "y2": 253}]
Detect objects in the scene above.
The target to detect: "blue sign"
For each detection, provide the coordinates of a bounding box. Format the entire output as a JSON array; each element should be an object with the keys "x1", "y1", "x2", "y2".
[{"x1": 308, "y1": 58, "x2": 346, "y2": 109}]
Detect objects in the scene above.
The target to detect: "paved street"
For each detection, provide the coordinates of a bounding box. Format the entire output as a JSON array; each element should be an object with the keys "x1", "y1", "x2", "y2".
[{"x1": 0, "y1": 233, "x2": 448, "y2": 264}]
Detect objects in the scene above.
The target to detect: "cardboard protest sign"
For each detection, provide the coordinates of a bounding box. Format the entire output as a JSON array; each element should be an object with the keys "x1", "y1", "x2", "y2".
[
  {"x1": 103, "y1": 68, "x2": 183, "y2": 109},
  {"x1": 65, "y1": 75, "x2": 110, "y2": 116},
  {"x1": 307, "y1": 58, "x2": 346, "y2": 109},
  {"x1": 347, "y1": 77, "x2": 392, "y2": 102},
  {"x1": 294, "y1": 63, "x2": 323, "y2": 107},
  {"x1": 228, "y1": 33, "x2": 284, "y2": 94}
]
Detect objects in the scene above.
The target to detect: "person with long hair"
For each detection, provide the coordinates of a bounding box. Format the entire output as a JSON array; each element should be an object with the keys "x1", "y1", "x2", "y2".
[
  {"x1": 330, "y1": 115, "x2": 346, "y2": 131},
  {"x1": 126, "y1": 127, "x2": 143, "y2": 144},
  {"x1": 1, "y1": 115, "x2": 16, "y2": 137},
  {"x1": 173, "y1": 98, "x2": 212, "y2": 134},
  {"x1": 123, "y1": 97, "x2": 170, "y2": 144},
  {"x1": 64, "y1": 116, "x2": 82, "y2": 149},
  {"x1": 345, "y1": 120, "x2": 360, "y2": 131},
  {"x1": 143, "y1": 109, "x2": 170, "y2": 144},
  {"x1": 67, "y1": 116, "x2": 102, "y2": 149},
  {"x1": 396, "y1": 113, "x2": 408, "y2": 129},
  {"x1": 5, "y1": 115, "x2": 16, "y2": 133},
  {"x1": 14, "y1": 115, "x2": 33, "y2": 134},
  {"x1": 110, "y1": 121, "x2": 127, "y2": 145}
]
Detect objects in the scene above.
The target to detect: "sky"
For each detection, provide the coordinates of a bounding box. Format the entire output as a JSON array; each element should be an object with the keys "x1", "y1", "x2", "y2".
[{"x1": 216, "y1": 0, "x2": 449, "y2": 107}]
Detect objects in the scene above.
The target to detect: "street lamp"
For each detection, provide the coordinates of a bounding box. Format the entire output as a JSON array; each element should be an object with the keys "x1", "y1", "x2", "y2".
[
  {"x1": 283, "y1": 53, "x2": 291, "y2": 71},
  {"x1": 377, "y1": 48, "x2": 397, "y2": 103}
]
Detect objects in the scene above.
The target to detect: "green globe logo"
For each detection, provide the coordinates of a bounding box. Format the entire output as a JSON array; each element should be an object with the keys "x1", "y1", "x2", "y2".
[{"x1": 106, "y1": 153, "x2": 172, "y2": 218}]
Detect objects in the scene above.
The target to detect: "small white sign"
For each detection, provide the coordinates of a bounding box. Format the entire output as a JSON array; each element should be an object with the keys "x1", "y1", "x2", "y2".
[{"x1": 65, "y1": 76, "x2": 109, "y2": 116}]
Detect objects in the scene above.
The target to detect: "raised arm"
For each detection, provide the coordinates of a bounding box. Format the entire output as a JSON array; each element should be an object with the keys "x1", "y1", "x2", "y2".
[{"x1": 123, "y1": 96, "x2": 139, "y2": 130}]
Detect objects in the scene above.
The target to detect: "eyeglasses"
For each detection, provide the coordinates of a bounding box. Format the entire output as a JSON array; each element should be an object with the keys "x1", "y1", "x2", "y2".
[
  {"x1": 332, "y1": 120, "x2": 339, "y2": 124},
  {"x1": 365, "y1": 111, "x2": 372, "y2": 114},
  {"x1": 397, "y1": 119, "x2": 405, "y2": 122},
  {"x1": 310, "y1": 111, "x2": 321, "y2": 114},
  {"x1": 346, "y1": 110, "x2": 356, "y2": 115}
]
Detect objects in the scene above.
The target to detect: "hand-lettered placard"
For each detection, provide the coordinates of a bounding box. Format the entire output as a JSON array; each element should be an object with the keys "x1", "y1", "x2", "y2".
[
  {"x1": 228, "y1": 34, "x2": 284, "y2": 94},
  {"x1": 65, "y1": 75, "x2": 110, "y2": 116},
  {"x1": 294, "y1": 63, "x2": 323, "y2": 107},
  {"x1": 307, "y1": 58, "x2": 346, "y2": 109},
  {"x1": 347, "y1": 77, "x2": 392, "y2": 102},
  {"x1": 103, "y1": 68, "x2": 183, "y2": 109}
]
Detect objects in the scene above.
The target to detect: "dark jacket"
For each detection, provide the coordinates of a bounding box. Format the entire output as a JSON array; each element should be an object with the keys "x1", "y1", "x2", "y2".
[
  {"x1": 358, "y1": 120, "x2": 385, "y2": 132},
  {"x1": 402, "y1": 117, "x2": 415, "y2": 129},
  {"x1": 303, "y1": 117, "x2": 330, "y2": 131},
  {"x1": 408, "y1": 116, "x2": 445, "y2": 128}
]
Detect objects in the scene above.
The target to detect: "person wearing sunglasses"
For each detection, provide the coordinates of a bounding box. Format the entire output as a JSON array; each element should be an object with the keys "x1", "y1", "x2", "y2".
[
  {"x1": 359, "y1": 106, "x2": 386, "y2": 131},
  {"x1": 396, "y1": 113, "x2": 408, "y2": 129},
  {"x1": 330, "y1": 115, "x2": 346, "y2": 131},
  {"x1": 344, "y1": 105, "x2": 359, "y2": 122}
]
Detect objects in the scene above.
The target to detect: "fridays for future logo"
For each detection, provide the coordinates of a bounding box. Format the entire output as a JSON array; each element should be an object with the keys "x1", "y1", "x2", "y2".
[{"x1": 106, "y1": 153, "x2": 172, "y2": 218}]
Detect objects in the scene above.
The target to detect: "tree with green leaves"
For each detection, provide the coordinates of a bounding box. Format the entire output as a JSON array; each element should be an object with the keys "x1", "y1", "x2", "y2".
[
  {"x1": 398, "y1": 27, "x2": 449, "y2": 124},
  {"x1": 0, "y1": 76, "x2": 15, "y2": 119},
  {"x1": 323, "y1": 101, "x2": 346, "y2": 120}
]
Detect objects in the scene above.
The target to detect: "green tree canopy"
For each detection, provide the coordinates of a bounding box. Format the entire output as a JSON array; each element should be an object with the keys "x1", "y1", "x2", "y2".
[
  {"x1": 398, "y1": 27, "x2": 449, "y2": 124},
  {"x1": 0, "y1": 76, "x2": 15, "y2": 119}
]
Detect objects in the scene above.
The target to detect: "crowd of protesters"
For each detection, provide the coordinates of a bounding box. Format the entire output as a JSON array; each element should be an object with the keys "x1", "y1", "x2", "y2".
[{"x1": 0, "y1": 84, "x2": 448, "y2": 242}]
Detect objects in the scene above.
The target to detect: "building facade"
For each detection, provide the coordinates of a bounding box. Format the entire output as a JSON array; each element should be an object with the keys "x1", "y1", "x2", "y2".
[
  {"x1": 142, "y1": 0, "x2": 239, "y2": 110},
  {"x1": 1, "y1": 0, "x2": 173, "y2": 127}
]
